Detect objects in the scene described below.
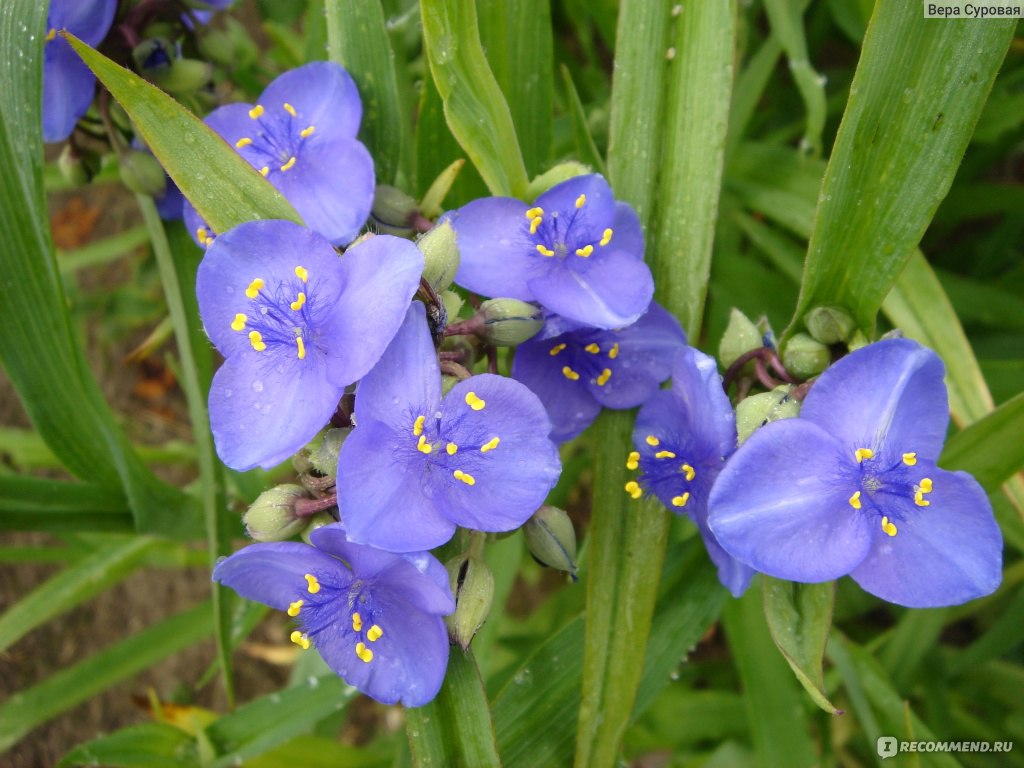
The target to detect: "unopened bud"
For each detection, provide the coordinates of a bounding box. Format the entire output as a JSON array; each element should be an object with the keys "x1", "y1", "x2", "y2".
[
  {"x1": 418, "y1": 221, "x2": 460, "y2": 292},
  {"x1": 198, "y1": 17, "x2": 257, "y2": 68},
  {"x1": 440, "y1": 289, "x2": 464, "y2": 323},
  {"x1": 719, "y1": 308, "x2": 763, "y2": 369},
  {"x1": 478, "y1": 298, "x2": 543, "y2": 346},
  {"x1": 146, "y1": 58, "x2": 212, "y2": 95},
  {"x1": 119, "y1": 150, "x2": 168, "y2": 196},
  {"x1": 523, "y1": 505, "x2": 578, "y2": 580},
  {"x1": 804, "y1": 305, "x2": 856, "y2": 345},
  {"x1": 243, "y1": 484, "x2": 309, "y2": 542},
  {"x1": 444, "y1": 554, "x2": 495, "y2": 649},
  {"x1": 300, "y1": 511, "x2": 338, "y2": 545},
  {"x1": 847, "y1": 329, "x2": 870, "y2": 352},
  {"x1": 309, "y1": 428, "x2": 349, "y2": 477},
  {"x1": 372, "y1": 185, "x2": 419, "y2": 237},
  {"x1": 735, "y1": 386, "x2": 801, "y2": 445},
  {"x1": 525, "y1": 161, "x2": 592, "y2": 201},
  {"x1": 782, "y1": 333, "x2": 830, "y2": 379},
  {"x1": 58, "y1": 144, "x2": 94, "y2": 187}
]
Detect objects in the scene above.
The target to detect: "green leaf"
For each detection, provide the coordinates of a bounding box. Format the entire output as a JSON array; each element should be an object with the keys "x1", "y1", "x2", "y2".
[
  {"x1": 940, "y1": 391, "x2": 1024, "y2": 492},
  {"x1": 325, "y1": 0, "x2": 406, "y2": 184},
  {"x1": 419, "y1": 0, "x2": 529, "y2": 198},
  {"x1": 788, "y1": 6, "x2": 1015, "y2": 337},
  {"x1": 59, "y1": 723, "x2": 198, "y2": 768},
  {"x1": 762, "y1": 577, "x2": 841, "y2": 714},
  {"x1": 64, "y1": 34, "x2": 301, "y2": 235},
  {"x1": 559, "y1": 64, "x2": 606, "y2": 177},
  {"x1": 0, "y1": 476, "x2": 133, "y2": 533},
  {"x1": 57, "y1": 226, "x2": 149, "y2": 274}
]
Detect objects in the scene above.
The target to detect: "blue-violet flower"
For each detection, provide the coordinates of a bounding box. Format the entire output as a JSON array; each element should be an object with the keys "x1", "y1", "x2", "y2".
[
  {"x1": 707, "y1": 338, "x2": 1003, "y2": 608},
  {"x1": 445, "y1": 174, "x2": 654, "y2": 330},
  {"x1": 626, "y1": 347, "x2": 754, "y2": 596},
  {"x1": 196, "y1": 220, "x2": 423, "y2": 471},
  {"x1": 337, "y1": 303, "x2": 562, "y2": 552},
  {"x1": 213, "y1": 522, "x2": 454, "y2": 707}
]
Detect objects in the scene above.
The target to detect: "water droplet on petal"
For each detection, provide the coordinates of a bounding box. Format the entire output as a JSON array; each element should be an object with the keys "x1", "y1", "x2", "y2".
[{"x1": 252, "y1": 380, "x2": 264, "y2": 392}]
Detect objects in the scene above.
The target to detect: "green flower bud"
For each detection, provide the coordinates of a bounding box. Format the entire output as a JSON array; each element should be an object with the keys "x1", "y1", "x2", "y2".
[
  {"x1": 719, "y1": 308, "x2": 762, "y2": 369},
  {"x1": 440, "y1": 289, "x2": 465, "y2": 323},
  {"x1": 478, "y1": 298, "x2": 544, "y2": 346},
  {"x1": 199, "y1": 17, "x2": 258, "y2": 69},
  {"x1": 418, "y1": 221, "x2": 460, "y2": 293},
  {"x1": 300, "y1": 511, "x2": 339, "y2": 545},
  {"x1": 782, "y1": 333, "x2": 831, "y2": 379},
  {"x1": 444, "y1": 554, "x2": 495, "y2": 649},
  {"x1": 804, "y1": 305, "x2": 856, "y2": 345},
  {"x1": 58, "y1": 144, "x2": 94, "y2": 187},
  {"x1": 243, "y1": 484, "x2": 309, "y2": 542},
  {"x1": 525, "y1": 161, "x2": 592, "y2": 200},
  {"x1": 523, "y1": 505, "x2": 578, "y2": 580},
  {"x1": 372, "y1": 185, "x2": 419, "y2": 237},
  {"x1": 735, "y1": 386, "x2": 801, "y2": 445},
  {"x1": 119, "y1": 151, "x2": 168, "y2": 196},
  {"x1": 309, "y1": 428, "x2": 350, "y2": 478},
  {"x1": 146, "y1": 59, "x2": 213, "y2": 95},
  {"x1": 847, "y1": 329, "x2": 870, "y2": 352}
]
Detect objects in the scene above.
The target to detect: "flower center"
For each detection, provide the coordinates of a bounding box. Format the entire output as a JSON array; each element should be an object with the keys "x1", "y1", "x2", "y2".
[
  {"x1": 625, "y1": 434, "x2": 699, "y2": 510},
  {"x1": 548, "y1": 337, "x2": 619, "y2": 388},
  {"x1": 408, "y1": 391, "x2": 502, "y2": 488},
  {"x1": 233, "y1": 101, "x2": 316, "y2": 177},
  {"x1": 229, "y1": 265, "x2": 315, "y2": 361},
  {"x1": 285, "y1": 574, "x2": 385, "y2": 663},
  {"x1": 525, "y1": 195, "x2": 614, "y2": 263},
  {"x1": 846, "y1": 447, "x2": 932, "y2": 537}
]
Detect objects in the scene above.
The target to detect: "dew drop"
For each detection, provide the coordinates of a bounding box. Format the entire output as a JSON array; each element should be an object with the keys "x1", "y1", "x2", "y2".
[
  {"x1": 252, "y1": 380, "x2": 264, "y2": 393},
  {"x1": 223, "y1": 388, "x2": 233, "y2": 398}
]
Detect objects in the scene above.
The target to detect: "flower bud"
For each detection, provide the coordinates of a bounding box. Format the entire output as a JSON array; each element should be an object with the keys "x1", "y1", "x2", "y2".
[
  {"x1": 300, "y1": 511, "x2": 338, "y2": 545},
  {"x1": 58, "y1": 144, "x2": 95, "y2": 187},
  {"x1": 444, "y1": 554, "x2": 495, "y2": 649},
  {"x1": 371, "y1": 185, "x2": 419, "y2": 237},
  {"x1": 804, "y1": 305, "x2": 856, "y2": 345},
  {"x1": 119, "y1": 150, "x2": 168, "y2": 196},
  {"x1": 525, "y1": 161, "x2": 592, "y2": 200},
  {"x1": 735, "y1": 386, "x2": 801, "y2": 445},
  {"x1": 243, "y1": 484, "x2": 309, "y2": 542},
  {"x1": 782, "y1": 333, "x2": 830, "y2": 379},
  {"x1": 719, "y1": 308, "x2": 763, "y2": 369},
  {"x1": 309, "y1": 427, "x2": 350, "y2": 477},
  {"x1": 198, "y1": 18, "x2": 258, "y2": 68},
  {"x1": 477, "y1": 298, "x2": 544, "y2": 346},
  {"x1": 145, "y1": 58, "x2": 213, "y2": 95},
  {"x1": 418, "y1": 221, "x2": 460, "y2": 293},
  {"x1": 440, "y1": 289, "x2": 464, "y2": 323},
  {"x1": 523, "y1": 505, "x2": 578, "y2": 580},
  {"x1": 847, "y1": 329, "x2": 870, "y2": 352}
]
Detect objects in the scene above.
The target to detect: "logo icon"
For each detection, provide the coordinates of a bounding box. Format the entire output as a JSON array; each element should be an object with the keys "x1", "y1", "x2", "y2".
[{"x1": 878, "y1": 736, "x2": 898, "y2": 759}]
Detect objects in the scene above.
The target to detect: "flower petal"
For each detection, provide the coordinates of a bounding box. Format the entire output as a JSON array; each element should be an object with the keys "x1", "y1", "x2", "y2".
[
  {"x1": 800, "y1": 338, "x2": 949, "y2": 461},
  {"x1": 212, "y1": 541, "x2": 347, "y2": 611},
  {"x1": 511, "y1": 339, "x2": 602, "y2": 443},
  {"x1": 667, "y1": 346, "x2": 736, "y2": 459},
  {"x1": 259, "y1": 61, "x2": 363, "y2": 143},
  {"x1": 50, "y1": 0, "x2": 117, "y2": 44},
  {"x1": 850, "y1": 469, "x2": 1002, "y2": 607},
  {"x1": 694, "y1": 513, "x2": 755, "y2": 598},
  {"x1": 534, "y1": 174, "x2": 617, "y2": 241},
  {"x1": 707, "y1": 419, "x2": 874, "y2": 582},
  {"x1": 42, "y1": 40, "x2": 97, "y2": 143},
  {"x1": 608, "y1": 201, "x2": 644, "y2": 260}
]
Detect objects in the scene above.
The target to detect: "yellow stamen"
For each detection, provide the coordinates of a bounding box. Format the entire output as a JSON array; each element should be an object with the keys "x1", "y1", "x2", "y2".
[
  {"x1": 245, "y1": 278, "x2": 265, "y2": 298},
  {"x1": 529, "y1": 216, "x2": 543, "y2": 234},
  {"x1": 919, "y1": 477, "x2": 933, "y2": 493},
  {"x1": 584, "y1": 343, "x2": 600, "y2": 354},
  {"x1": 283, "y1": 102, "x2": 296, "y2": 117},
  {"x1": 655, "y1": 450, "x2": 676, "y2": 459},
  {"x1": 645, "y1": 435, "x2": 660, "y2": 447},
  {"x1": 881, "y1": 516, "x2": 898, "y2": 537},
  {"x1": 248, "y1": 331, "x2": 266, "y2": 352},
  {"x1": 549, "y1": 343, "x2": 566, "y2": 356},
  {"x1": 526, "y1": 207, "x2": 544, "y2": 219},
  {"x1": 671, "y1": 493, "x2": 690, "y2": 508},
  {"x1": 295, "y1": 336, "x2": 306, "y2": 360},
  {"x1": 681, "y1": 464, "x2": 695, "y2": 481},
  {"x1": 562, "y1": 366, "x2": 580, "y2": 381},
  {"x1": 355, "y1": 642, "x2": 374, "y2": 663},
  {"x1": 290, "y1": 292, "x2": 306, "y2": 311},
  {"x1": 300, "y1": 125, "x2": 315, "y2": 138},
  {"x1": 480, "y1": 437, "x2": 500, "y2": 453},
  {"x1": 351, "y1": 612, "x2": 363, "y2": 632},
  {"x1": 600, "y1": 228, "x2": 613, "y2": 246},
  {"x1": 413, "y1": 415, "x2": 425, "y2": 437},
  {"x1": 855, "y1": 448, "x2": 874, "y2": 463},
  {"x1": 902, "y1": 452, "x2": 917, "y2": 466},
  {"x1": 417, "y1": 435, "x2": 433, "y2": 454},
  {"x1": 624, "y1": 480, "x2": 642, "y2": 499},
  {"x1": 294, "y1": 265, "x2": 308, "y2": 282},
  {"x1": 849, "y1": 491, "x2": 862, "y2": 510},
  {"x1": 304, "y1": 574, "x2": 320, "y2": 594},
  {"x1": 235, "y1": 137, "x2": 253, "y2": 148},
  {"x1": 453, "y1": 469, "x2": 476, "y2": 486},
  {"x1": 465, "y1": 392, "x2": 486, "y2": 411},
  {"x1": 609, "y1": 342, "x2": 620, "y2": 359},
  {"x1": 196, "y1": 227, "x2": 209, "y2": 244},
  {"x1": 575, "y1": 194, "x2": 587, "y2": 208},
  {"x1": 280, "y1": 156, "x2": 297, "y2": 172},
  {"x1": 366, "y1": 625, "x2": 383, "y2": 642},
  {"x1": 914, "y1": 492, "x2": 930, "y2": 507},
  {"x1": 230, "y1": 313, "x2": 247, "y2": 331},
  {"x1": 290, "y1": 630, "x2": 310, "y2": 649},
  {"x1": 575, "y1": 245, "x2": 594, "y2": 258},
  {"x1": 45, "y1": 28, "x2": 57, "y2": 41},
  {"x1": 287, "y1": 600, "x2": 304, "y2": 617},
  {"x1": 596, "y1": 368, "x2": 612, "y2": 387},
  {"x1": 259, "y1": 166, "x2": 270, "y2": 177},
  {"x1": 446, "y1": 442, "x2": 458, "y2": 456},
  {"x1": 626, "y1": 451, "x2": 640, "y2": 470},
  {"x1": 248, "y1": 104, "x2": 264, "y2": 119},
  {"x1": 536, "y1": 244, "x2": 555, "y2": 257}
]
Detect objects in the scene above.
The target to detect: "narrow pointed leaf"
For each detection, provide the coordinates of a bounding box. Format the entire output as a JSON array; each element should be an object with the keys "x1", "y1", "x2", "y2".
[{"x1": 58, "y1": 723, "x2": 198, "y2": 768}]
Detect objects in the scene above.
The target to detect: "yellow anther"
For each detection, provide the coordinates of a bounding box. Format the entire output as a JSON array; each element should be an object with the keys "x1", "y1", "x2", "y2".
[
  {"x1": 259, "y1": 166, "x2": 270, "y2": 177},
  {"x1": 465, "y1": 392, "x2": 486, "y2": 411},
  {"x1": 849, "y1": 491, "x2": 862, "y2": 510},
  {"x1": 549, "y1": 343, "x2": 566, "y2": 356},
  {"x1": 300, "y1": 125, "x2": 315, "y2": 138},
  {"x1": 596, "y1": 368, "x2": 612, "y2": 386},
  {"x1": 526, "y1": 207, "x2": 544, "y2": 219},
  {"x1": 366, "y1": 625, "x2": 383, "y2": 642},
  {"x1": 624, "y1": 480, "x2": 642, "y2": 500},
  {"x1": 529, "y1": 216, "x2": 543, "y2": 234},
  {"x1": 445, "y1": 442, "x2": 458, "y2": 456},
  {"x1": 562, "y1": 366, "x2": 580, "y2": 381},
  {"x1": 881, "y1": 516, "x2": 898, "y2": 537},
  {"x1": 600, "y1": 228, "x2": 613, "y2": 246},
  {"x1": 196, "y1": 226, "x2": 209, "y2": 243},
  {"x1": 287, "y1": 599, "x2": 304, "y2": 617},
  {"x1": 413, "y1": 415, "x2": 425, "y2": 437},
  {"x1": 453, "y1": 469, "x2": 476, "y2": 486},
  {"x1": 417, "y1": 435, "x2": 433, "y2": 454},
  {"x1": 914, "y1": 492, "x2": 931, "y2": 507},
  {"x1": 584, "y1": 343, "x2": 601, "y2": 354},
  {"x1": 575, "y1": 194, "x2": 586, "y2": 208},
  {"x1": 681, "y1": 464, "x2": 695, "y2": 481},
  {"x1": 290, "y1": 630, "x2": 310, "y2": 649},
  {"x1": 283, "y1": 102, "x2": 296, "y2": 117},
  {"x1": 245, "y1": 278, "x2": 265, "y2": 298},
  {"x1": 608, "y1": 342, "x2": 620, "y2": 359},
  {"x1": 655, "y1": 450, "x2": 676, "y2": 459},
  {"x1": 645, "y1": 435, "x2": 660, "y2": 447},
  {"x1": 902, "y1": 452, "x2": 917, "y2": 466},
  {"x1": 351, "y1": 612, "x2": 363, "y2": 632},
  {"x1": 575, "y1": 245, "x2": 594, "y2": 258},
  {"x1": 295, "y1": 336, "x2": 306, "y2": 360},
  {"x1": 248, "y1": 104, "x2": 264, "y2": 119},
  {"x1": 280, "y1": 156, "x2": 297, "y2": 172},
  {"x1": 480, "y1": 437, "x2": 500, "y2": 453},
  {"x1": 290, "y1": 292, "x2": 306, "y2": 311},
  {"x1": 671, "y1": 493, "x2": 690, "y2": 508},
  {"x1": 355, "y1": 642, "x2": 374, "y2": 663},
  {"x1": 536, "y1": 244, "x2": 555, "y2": 257},
  {"x1": 45, "y1": 28, "x2": 57, "y2": 41},
  {"x1": 626, "y1": 451, "x2": 640, "y2": 471},
  {"x1": 235, "y1": 137, "x2": 253, "y2": 148},
  {"x1": 294, "y1": 265, "x2": 308, "y2": 282},
  {"x1": 248, "y1": 331, "x2": 266, "y2": 352},
  {"x1": 230, "y1": 313, "x2": 247, "y2": 331},
  {"x1": 304, "y1": 574, "x2": 320, "y2": 594},
  {"x1": 919, "y1": 477, "x2": 933, "y2": 494},
  {"x1": 855, "y1": 448, "x2": 874, "y2": 462}
]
